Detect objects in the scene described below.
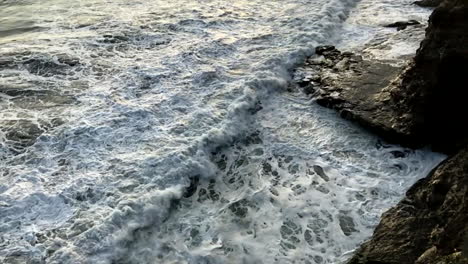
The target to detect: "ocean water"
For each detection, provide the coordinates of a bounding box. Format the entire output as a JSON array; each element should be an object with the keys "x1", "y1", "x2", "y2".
[{"x1": 0, "y1": 0, "x2": 443, "y2": 263}]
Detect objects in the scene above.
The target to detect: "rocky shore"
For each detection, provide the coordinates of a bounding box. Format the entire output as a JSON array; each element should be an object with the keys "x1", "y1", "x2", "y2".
[
  {"x1": 295, "y1": 0, "x2": 468, "y2": 262},
  {"x1": 348, "y1": 148, "x2": 468, "y2": 264}
]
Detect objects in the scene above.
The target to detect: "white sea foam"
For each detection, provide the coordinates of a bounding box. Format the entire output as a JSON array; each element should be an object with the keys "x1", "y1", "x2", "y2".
[{"x1": 0, "y1": 0, "x2": 443, "y2": 263}]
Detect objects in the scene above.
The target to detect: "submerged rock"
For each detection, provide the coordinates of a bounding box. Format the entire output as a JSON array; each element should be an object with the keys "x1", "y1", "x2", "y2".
[
  {"x1": 348, "y1": 146, "x2": 468, "y2": 264},
  {"x1": 384, "y1": 20, "x2": 420, "y2": 31}
]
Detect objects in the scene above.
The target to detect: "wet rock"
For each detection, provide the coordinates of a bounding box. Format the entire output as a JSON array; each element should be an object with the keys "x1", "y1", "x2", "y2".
[
  {"x1": 348, "y1": 146, "x2": 468, "y2": 264},
  {"x1": 300, "y1": 46, "x2": 408, "y2": 146},
  {"x1": 297, "y1": 0, "x2": 468, "y2": 154},
  {"x1": 315, "y1": 45, "x2": 341, "y2": 60},
  {"x1": 296, "y1": 2, "x2": 468, "y2": 262},
  {"x1": 384, "y1": 20, "x2": 420, "y2": 31},
  {"x1": 315, "y1": 45, "x2": 336, "y2": 55},
  {"x1": 392, "y1": 0, "x2": 468, "y2": 154},
  {"x1": 414, "y1": 0, "x2": 443, "y2": 7}
]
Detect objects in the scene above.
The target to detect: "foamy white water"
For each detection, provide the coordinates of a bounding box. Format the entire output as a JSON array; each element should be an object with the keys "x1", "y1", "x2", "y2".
[{"x1": 0, "y1": 0, "x2": 443, "y2": 263}]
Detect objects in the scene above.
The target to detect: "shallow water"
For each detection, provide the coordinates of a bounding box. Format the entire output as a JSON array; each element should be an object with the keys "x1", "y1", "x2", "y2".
[{"x1": 0, "y1": 0, "x2": 443, "y2": 263}]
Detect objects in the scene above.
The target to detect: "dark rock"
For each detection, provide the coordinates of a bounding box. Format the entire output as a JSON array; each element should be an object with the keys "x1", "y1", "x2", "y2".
[
  {"x1": 315, "y1": 45, "x2": 336, "y2": 55},
  {"x1": 297, "y1": 79, "x2": 311, "y2": 88},
  {"x1": 348, "y1": 147, "x2": 468, "y2": 264},
  {"x1": 414, "y1": 0, "x2": 443, "y2": 7},
  {"x1": 302, "y1": 48, "x2": 411, "y2": 146},
  {"x1": 391, "y1": 0, "x2": 468, "y2": 154},
  {"x1": 297, "y1": 1, "x2": 468, "y2": 263},
  {"x1": 315, "y1": 45, "x2": 342, "y2": 61},
  {"x1": 384, "y1": 20, "x2": 421, "y2": 31},
  {"x1": 299, "y1": 0, "x2": 468, "y2": 155}
]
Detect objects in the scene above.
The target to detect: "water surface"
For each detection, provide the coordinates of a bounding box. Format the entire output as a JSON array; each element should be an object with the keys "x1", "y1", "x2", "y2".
[{"x1": 0, "y1": 0, "x2": 442, "y2": 263}]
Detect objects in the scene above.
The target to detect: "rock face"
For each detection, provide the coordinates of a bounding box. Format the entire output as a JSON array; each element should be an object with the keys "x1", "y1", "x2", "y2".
[
  {"x1": 392, "y1": 0, "x2": 468, "y2": 154},
  {"x1": 299, "y1": 0, "x2": 468, "y2": 155},
  {"x1": 400, "y1": 0, "x2": 468, "y2": 153},
  {"x1": 335, "y1": 0, "x2": 468, "y2": 263},
  {"x1": 295, "y1": 0, "x2": 468, "y2": 263},
  {"x1": 348, "y1": 147, "x2": 468, "y2": 264}
]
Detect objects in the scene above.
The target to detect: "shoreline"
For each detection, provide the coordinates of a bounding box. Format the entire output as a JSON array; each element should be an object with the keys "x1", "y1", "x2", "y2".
[
  {"x1": 0, "y1": 0, "x2": 464, "y2": 262},
  {"x1": 294, "y1": 0, "x2": 468, "y2": 262}
]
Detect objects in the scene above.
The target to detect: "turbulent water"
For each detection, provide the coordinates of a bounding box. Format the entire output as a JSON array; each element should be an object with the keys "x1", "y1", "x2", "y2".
[{"x1": 0, "y1": 0, "x2": 444, "y2": 263}]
